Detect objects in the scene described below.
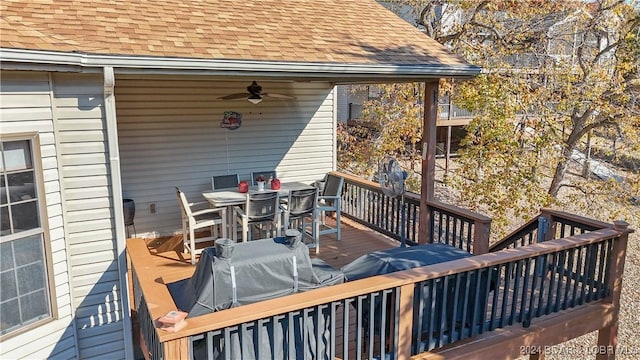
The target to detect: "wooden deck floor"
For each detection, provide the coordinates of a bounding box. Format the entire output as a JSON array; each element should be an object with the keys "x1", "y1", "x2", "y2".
[{"x1": 130, "y1": 217, "x2": 400, "y2": 286}]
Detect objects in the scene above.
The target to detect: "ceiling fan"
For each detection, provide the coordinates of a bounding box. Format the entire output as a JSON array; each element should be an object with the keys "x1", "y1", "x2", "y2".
[{"x1": 217, "y1": 81, "x2": 295, "y2": 104}]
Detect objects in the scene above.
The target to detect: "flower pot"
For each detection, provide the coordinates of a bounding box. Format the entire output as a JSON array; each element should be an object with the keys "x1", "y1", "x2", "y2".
[
  {"x1": 257, "y1": 181, "x2": 265, "y2": 191},
  {"x1": 238, "y1": 181, "x2": 249, "y2": 193},
  {"x1": 271, "y1": 178, "x2": 281, "y2": 190}
]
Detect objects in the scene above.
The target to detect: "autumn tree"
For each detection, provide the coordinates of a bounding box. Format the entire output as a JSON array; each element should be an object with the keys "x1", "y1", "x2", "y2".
[
  {"x1": 340, "y1": 0, "x2": 640, "y2": 236},
  {"x1": 337, "y1": 83, "x2": 425, "y2": 191}
]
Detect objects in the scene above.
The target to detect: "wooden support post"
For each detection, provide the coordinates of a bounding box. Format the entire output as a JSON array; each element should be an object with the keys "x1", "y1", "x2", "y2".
[
  {"x1": 540, "y1": 208, "x2": 558, "y2": 241},
  {"x1": 397, "y1": 283, "x2": 415, "y2": 360},
  {"x1": 163, "y1": 337, "x2": 190, "y2": 359},
  {"x1": 419, "y1": 80, "x2": 439, "y2": 244},
  {"x1": 596, "y1": 221, "x2": 631, "y2": 360},
  {"x1": 472, "y1": 217, "x2": 491, "y2": 255}
]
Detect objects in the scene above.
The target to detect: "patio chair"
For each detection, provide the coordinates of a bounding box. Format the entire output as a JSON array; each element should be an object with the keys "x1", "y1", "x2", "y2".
[
  {"x1": 250, "y1": 170, "x2": 277, "y2": 185},
  {"x1": 233, "y1": 191, "x2": 281, "y2": 242},
  {"x1": 212, "y1": 174, "x2": 240, "y2": 190},
  {"x1": 281, "y1": 187, "x2": 320, "y2": 253},
  {"x1": 317, "y1": 174, "x2": 344, "y2": 241},
  {"x1": 176, "y1": 187, "x2": 227, "y2": 264}
]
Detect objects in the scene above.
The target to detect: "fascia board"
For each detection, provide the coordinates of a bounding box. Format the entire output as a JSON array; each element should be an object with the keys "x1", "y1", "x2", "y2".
[{"x1": 0, "y1": 48, "x2": 481, "y2": 79}]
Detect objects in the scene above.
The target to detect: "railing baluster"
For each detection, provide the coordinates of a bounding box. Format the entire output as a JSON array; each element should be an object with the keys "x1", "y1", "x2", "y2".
[
  {"x1": 510, "y1": 260, "x2": 523, "y2": 325},
  {"x1": 368, "y1": 293, "x2": 375, "y2": 358},
  {"x1": 562, "y1": 247, "x2": 576, "y2": 310},
  {"x1": 500, "y1": 263, "x2": 512, "y2": 327},
  {"x1": 287, "y1": 312, "x2": 295, "y2": 358},
  {"x1": 545, "y1": 252, "x2": 559, "y2": 316},
  {"x1": 594, "y1": 241, "x2": 608, "y2": 300},
  {"x1": 330, "y1": 303, "x2": 337, "y2": 360},
  {"x1": 450, "y1": 273, "x2": 462, "y2": 343},
  {"x1": 438, "y1": 277, "x2": 449, "y2": 348},
  {"x1": 535, "y1": 255, "x2": 547, "y2": 318},
  {"x1": 206, "y1": 331, "x2": 214, "y2": 359},
  {"x1": 343, "y1": 299, "x2": 350, "y2": 360},
  {"x1": 489, "y1": 265, "x2": 500, "y2": 331},
  {"x1": 459, "y1": 274, "x2": 471, "y2": 340},
  {"x1": 581, "y1": 244, "x2": 595, "y2": 305},
  {"x1": 315, "y1": 306, "x2": 322, "y2": 359},
  {"x1": 519, "y1": 258, "x2": 532, "y2": 324},
  {"x1": 470, "y1": 269, "x2": 482, "y2": 336},
  {"x1": 571, "y1": 247, "x2": 584, "y2": 307},
  {"x1": 380, "y1": 290, "x2": 388, "y2": 357}
]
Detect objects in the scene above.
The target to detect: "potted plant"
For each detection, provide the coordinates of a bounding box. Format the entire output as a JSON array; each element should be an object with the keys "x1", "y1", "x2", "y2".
[
  {"x1": 270, "y1": 177, "x2": 281, "y2": 190},
  {"x1": 256, "y1": 175, "x2": 266, "y2": 191}
]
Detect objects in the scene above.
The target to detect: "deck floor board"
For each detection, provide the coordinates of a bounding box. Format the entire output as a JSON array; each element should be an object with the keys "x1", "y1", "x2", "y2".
[{"x1": 135, "y1": 217, "x2": 399, "y2": 285}]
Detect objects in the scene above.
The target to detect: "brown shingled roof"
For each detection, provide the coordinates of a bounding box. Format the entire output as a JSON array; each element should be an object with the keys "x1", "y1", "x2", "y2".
[{"x1": 0, "y1": 0, "x2": 471, "y2": 68}]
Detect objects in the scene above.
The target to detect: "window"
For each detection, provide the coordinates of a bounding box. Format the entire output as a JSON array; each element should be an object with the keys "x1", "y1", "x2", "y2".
[{"x1": 0, "y1": 137, "x2": 53, "y2": 337}]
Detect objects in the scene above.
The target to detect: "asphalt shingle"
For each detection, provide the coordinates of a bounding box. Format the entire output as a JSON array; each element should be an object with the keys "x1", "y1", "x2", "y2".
[{"x1": 0, "y1": 0, "x2": 470, "y2": 66}]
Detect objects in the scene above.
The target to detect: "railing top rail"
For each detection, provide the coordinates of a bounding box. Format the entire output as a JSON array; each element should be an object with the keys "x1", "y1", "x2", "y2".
[
  {"x1": 151, "y1": 227, "x2": 625, "y2": 342},
  {"x1": 331, "y1": 170, "x2": 491, "y2": 223},
  {"x1": 426, "y1": 199, "x2": 492, "y2": 223},
  {"x1": 127, "y1": 238, "x2": 182, "y2": 342},
  {"x1": 489, "y1": 215, "x2": 540, "y2": 251},
  {"x1": 541, "y1": 208, "x2": 612, "y2": 229}
]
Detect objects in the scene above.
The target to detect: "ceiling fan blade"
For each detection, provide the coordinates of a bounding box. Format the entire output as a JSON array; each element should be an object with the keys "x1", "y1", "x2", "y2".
[
  {"x1": 218, "y1": 92, "x2": 249, "y2": 100},
  {"x1": 262, "y1": 93, "x2": 296, "y2": 99}
]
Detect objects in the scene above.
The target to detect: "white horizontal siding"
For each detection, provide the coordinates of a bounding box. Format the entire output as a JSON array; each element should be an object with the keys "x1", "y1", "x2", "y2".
[
  {"x1": 116, "y1": 78, "x2": 335, "y2": 237},
  {"x1": 0, "y1": 71, "x2": 77, "y2": 359},
  {"x1": 51, "y1": 72, "x2": 126, "y2": 358}
]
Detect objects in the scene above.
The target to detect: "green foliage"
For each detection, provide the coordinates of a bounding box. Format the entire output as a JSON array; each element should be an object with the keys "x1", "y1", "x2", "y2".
[
  {"x1": 340, "y1": 0, "x2": 640, "y2": 237},
  {"x1": 337, "y1": 84, "x2": 425, "y2": 187}
]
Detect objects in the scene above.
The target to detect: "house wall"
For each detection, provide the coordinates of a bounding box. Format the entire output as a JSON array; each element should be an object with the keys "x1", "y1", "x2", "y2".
[
  {"x1": 0, "y1": 70, "x2": 129, "y2": 359},
  {"x1": 115, "y1": 78, "x2": 335, "y2": 238}
]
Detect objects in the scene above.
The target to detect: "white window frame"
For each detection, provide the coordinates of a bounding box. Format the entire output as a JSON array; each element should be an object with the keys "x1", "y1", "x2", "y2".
[{"x1": 0, "y1": 133, "x2": 57, "y2": 339}]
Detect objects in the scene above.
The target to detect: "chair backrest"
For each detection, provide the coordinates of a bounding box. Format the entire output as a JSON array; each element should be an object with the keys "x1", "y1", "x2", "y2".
[
  {"x1": 175, "y1": 187, "x2": 191, "y2": 218},
  {"x1": 245, "y1": 191, "x2": 279, "y2": 222},
  {"x1": 287, "y1": 188, "x2": 318, "y2": 218},
  {"x1": 250, "y1": 170, "x2": 277, "y2": 185},
  {"x1": 322, "y1": 174, "x2": 344, "y2": 197},
  {"x1": 212, "y1": 174, "x2": 239, "y2": 190}
]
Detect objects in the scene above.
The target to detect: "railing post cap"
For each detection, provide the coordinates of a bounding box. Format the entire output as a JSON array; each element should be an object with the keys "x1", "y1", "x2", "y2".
[{"x1": 613, "y1": 220, "x2": 629, "y2": 230}]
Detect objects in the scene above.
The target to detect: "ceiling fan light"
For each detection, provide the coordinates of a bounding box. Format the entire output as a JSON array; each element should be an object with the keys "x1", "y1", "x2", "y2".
[{"x1": 247, "y1": 94, "x2": 262, "y2": 104}]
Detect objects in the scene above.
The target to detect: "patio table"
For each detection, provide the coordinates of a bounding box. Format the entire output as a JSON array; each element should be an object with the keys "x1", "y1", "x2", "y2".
[
  {"x1": 202, "y1": 181, "x2": 313, "y2": 208},
  {"x1": 202, "y1": 181, "x2": 314, "y2": 238},
  {"x1": 202, "y1": 181, "x2": 312, "y2": 239}
]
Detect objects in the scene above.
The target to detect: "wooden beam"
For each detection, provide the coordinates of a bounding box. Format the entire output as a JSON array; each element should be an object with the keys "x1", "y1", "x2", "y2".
[
  {"x1": 436, "y1": 117, "x2": 474, "y2": 127},
  {"x1": 420, "y1": 80, "x2": 439, "y2": 244},
  {"x1": 596, "y1": 221, "x2": 631, "y2": 360},
  {"x1": 397, "y1": 284, "x2": 415, "y2": 359},
  {"x1": 411, "y1": 303, "x2": 615, "y2": 360}
]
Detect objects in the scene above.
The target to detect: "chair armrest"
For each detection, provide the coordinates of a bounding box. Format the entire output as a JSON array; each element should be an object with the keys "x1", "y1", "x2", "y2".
[
  {"x1": 191, "y1": 207, "x2": 225, "y2": 217},
  {"x1": 233, "y1": 205, "x2": 246, "y2": 218},
  {"x1": 188, "y1": 200, "x2": 210, "y2": 208},
  {"x1": 317, "y1": 195, "x2": 340, "y2": 202}
]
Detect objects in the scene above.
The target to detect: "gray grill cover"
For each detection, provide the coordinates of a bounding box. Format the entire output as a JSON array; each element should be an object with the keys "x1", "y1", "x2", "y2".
[
  {"x1": 169, "y1": 237, "x2": 343, "y2": 317},
  {"x1": 341, "y1": 242, "x2": 472, "y2": 281},
  {"x1": 167, "y1": 237, "x2": 344, "y2": 360}
]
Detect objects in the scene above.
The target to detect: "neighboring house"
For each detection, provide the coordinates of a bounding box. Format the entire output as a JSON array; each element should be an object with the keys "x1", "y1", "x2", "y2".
[{"x1": 0, "y1": 0, "x2": 479, "y2": 359}]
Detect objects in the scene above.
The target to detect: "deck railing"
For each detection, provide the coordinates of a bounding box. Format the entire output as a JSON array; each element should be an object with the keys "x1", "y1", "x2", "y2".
[
  {"x1": 490, "y1": 208, "x2": 612, "y2": 252},
  {"x1": 128, "y1": 218, "x2": 631, "y2": 359},
  {"x1": 335, "y1": 171, "x2": 492, "y2": 254}
]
